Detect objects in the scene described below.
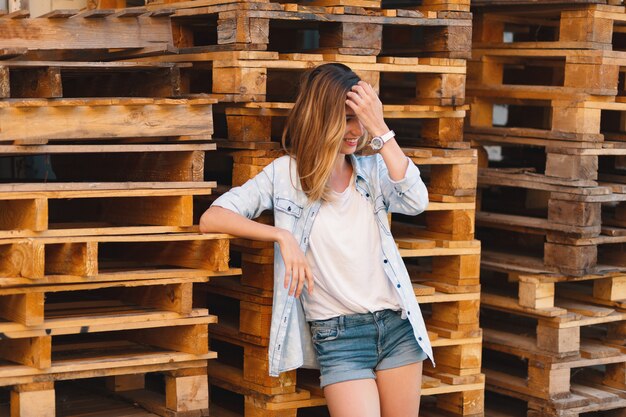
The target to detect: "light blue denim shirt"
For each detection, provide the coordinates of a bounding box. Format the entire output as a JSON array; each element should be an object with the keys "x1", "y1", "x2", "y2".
[{"x1": 212, "y1": 153, "x2": 435, "y2": 377}]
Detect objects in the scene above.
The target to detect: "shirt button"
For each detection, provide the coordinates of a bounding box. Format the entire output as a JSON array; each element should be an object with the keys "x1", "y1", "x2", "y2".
[
  {"x1": 396, "y1": 284, "x2": 401, "y2": 288},
  {"x1": 383, "y1": 259, "x2": 388, "y2": 263},
  {"x1": 287, "y1": 206, "x2": 291, "y2": 211},
  {"x1": 407, "y1": 311, "x2": 411, "y2": 315},
  {"x1": 418, "y1": 337, "x2": 422, "y2": 341},
  {"x1": 366, "y1": 193, "x2": 370, "y2": 197}
]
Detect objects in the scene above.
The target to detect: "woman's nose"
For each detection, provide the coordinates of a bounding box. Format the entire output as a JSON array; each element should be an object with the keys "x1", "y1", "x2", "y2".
[{"x1": 349, "y1": 120, "x2": 363, "y2": 136}]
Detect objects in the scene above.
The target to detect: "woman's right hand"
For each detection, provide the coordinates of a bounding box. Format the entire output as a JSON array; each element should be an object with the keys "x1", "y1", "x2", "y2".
[{"x1": 276, "y1": 229, "x2": 314, "y2": 298}]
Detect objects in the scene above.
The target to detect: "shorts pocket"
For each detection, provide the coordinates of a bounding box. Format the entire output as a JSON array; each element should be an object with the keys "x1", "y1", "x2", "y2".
[{"x1": 310, "y1": 322, "x2": 340, "y2": 342}]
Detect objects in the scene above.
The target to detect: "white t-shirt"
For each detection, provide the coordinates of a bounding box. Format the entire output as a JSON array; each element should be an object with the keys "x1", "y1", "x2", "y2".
[{"x1": 300, "y1": 175, "x2": 403, "y2": 321}]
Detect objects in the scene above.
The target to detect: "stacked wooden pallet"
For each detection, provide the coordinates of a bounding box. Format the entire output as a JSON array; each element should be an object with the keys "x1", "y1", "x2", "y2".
[
  {"x1": 466, "y1": 1, "x2": 626, "y2": 416},
  {"x1": 108, "y1": 0, "x2": 483, "y2": 415},
  {"x1": 0, "y1": 10, "x2": 237, "y2": 417}
]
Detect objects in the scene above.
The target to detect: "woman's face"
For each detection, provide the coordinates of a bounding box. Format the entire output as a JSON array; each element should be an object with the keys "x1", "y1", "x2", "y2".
[{"x1": 339, "y1": 105, "x2": 363, "y2": 155}]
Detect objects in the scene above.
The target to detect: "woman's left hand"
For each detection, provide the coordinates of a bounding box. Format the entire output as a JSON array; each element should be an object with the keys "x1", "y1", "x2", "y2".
[{"x1": 346, "y1": 80, "x2": 390, "y2": 137}]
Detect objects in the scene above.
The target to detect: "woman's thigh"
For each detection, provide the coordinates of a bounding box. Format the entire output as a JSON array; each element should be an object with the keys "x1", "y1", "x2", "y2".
[
  {"x1": 376, "y1": 361, "x2": 422, "y2": 417},
  {"x1": 324, "y1": 378, "x2": 381, "y2": 417}
]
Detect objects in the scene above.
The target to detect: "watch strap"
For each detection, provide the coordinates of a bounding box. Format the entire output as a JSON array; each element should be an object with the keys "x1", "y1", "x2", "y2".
[{"x1": 379, "y1": 130, "x2": 395, "y2": 144}]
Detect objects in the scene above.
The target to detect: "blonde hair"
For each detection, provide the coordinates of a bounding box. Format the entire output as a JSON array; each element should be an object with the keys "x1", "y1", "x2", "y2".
[{"x1": 281, "y1": 63, "x2": 369, "y2": 202}]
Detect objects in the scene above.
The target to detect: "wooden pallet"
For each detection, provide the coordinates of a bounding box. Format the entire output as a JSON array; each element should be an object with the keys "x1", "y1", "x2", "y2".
[
  {"x1": 0, "y1": 8, "x2": 173, "y2": 60},
  {"x1": 0, "y1": 323, "x2": 213, "y2": 386},
  {"x1": 473, "y1": 0, "x2": 622, "y2": 5},
  {"x1": 476, "y1": 167, "x2": 626, "y2": 275},
  {"x1": 0, "y1": 379, "x2": 163, "y2": 417},
  {"x1": 468, "y1": 49, "x2": 624, "y2": 100},
  {"x1": 0, "y1": 61, "x2": 187, "y2": 99},
  {"x1": 473, "y1": 4, "x2": 626, "y2": 52},
  {"x1": 469, "y1": 137, "x2": 626, "y2": 183},
  {"x1": 0, "y1": 98, "x2": 216, "y2": 145},
  {"x1": 484, "y1": 366, "x2": 626, "y2": 417},
  {"x1": 2, "y1": 364, "x2": 212, "y2": 417},
  {"x1": 467, "y1": 48, "x2": 626, "y2": 142},
  {"x1": 0, "y1": 182, "x2": 215, "y2": 238},
  {"x1": 482, "y1": 250, "x2": 626, "y2": 313},
  {"x1": 470, "y1": 95, "x2": 626, "y2": 143},
  {"x1": 482, "y1": 326, "x2": 626, "y2": 417},
  {"x1": 482, "y1": 289, "x2": 626, "y2": 359},
  {"x1": 0, "y1": 276, "x2": 223, "y2": 329},
  {"x1": 135, "y1": 51, "x2": 466, "y2": 105},
  {"x1": 212, "y1": 101, "x2": 468, "y2": 148},
  {"x1": 139, "y1": 0, "x2": 470, "y2": 13},
  {"x1": 163, "y1": 3, "x2": 471, "y2": 59},
  {"x1": 0, "y1": 276, "x2": 217, "y2": 416},
  {"x1": 0, "y1": 232, "x2": 230, "y2": 283}
]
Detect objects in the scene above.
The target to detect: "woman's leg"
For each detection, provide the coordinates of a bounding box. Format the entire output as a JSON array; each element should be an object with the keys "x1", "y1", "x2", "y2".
[
  {"x1": 376, "y1": 362, "x2": 422, "y2": 417},
  {"x1": 324, "y1": 378, "x2": 381, "y2": 417}
]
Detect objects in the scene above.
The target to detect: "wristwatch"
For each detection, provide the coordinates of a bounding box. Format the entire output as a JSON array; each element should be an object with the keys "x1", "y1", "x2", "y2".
[{"x1": 369, "y1": 130, "x2": 395, "y2": 151}]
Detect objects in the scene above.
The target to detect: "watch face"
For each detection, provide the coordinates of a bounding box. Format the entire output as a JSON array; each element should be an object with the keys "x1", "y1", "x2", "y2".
[{"x1": 370, "y1": 137, "x2": 383, "y2": 150}]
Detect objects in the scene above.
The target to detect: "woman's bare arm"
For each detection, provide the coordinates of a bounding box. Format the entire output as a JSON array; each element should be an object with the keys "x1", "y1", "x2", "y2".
[
  {"x1": 199, "y1": 206, "x2": 314, "y2": 297},
  {"x1": 200, "y1": 206, "x2": 281, "y2": 242}
]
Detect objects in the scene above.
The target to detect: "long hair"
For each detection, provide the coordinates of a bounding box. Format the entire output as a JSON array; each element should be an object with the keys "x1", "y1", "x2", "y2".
[{"x1": 282, "y1": 63, "x2": 368, "y2": 202}]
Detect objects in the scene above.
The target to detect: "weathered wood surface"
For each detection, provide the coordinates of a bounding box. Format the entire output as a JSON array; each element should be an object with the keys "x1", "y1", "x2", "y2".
[
  {"x1": 0, "y1": 98, "x2": 215, "y2": 143},
  {"x1": 0, "y1": 11, "x2": 173, "y2": 52}
]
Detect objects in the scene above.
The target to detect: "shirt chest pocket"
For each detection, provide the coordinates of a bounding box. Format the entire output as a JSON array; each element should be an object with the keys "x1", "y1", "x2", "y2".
[
  {"x1": 374, "y1": 195, "x2": 391, "y2": 236},
  {"x1": 275, "y1": 197, "x2": 302, "y2": 230}
]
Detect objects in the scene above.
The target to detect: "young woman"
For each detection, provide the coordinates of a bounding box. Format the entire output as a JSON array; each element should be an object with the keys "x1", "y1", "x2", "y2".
[{"x1": 200, "y1": 63, "x2": 433, "y2": 417}]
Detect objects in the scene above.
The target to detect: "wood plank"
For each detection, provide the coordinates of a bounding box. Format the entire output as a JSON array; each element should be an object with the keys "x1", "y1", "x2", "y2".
[
  {"x1": 0, "y1": 14, "x2": 172, "y2": 51},
  {"x1": 0, "y1": 99, "x2": 215, "y2": 143},
  {"x1": 0, "y1": 182, "x2": 214, "y2": 199},
  {"x1": 0, "y1": 143, "x2": 216, "y2": 154},
  {"x1": 0, "y1": 310, "x2": 215, "y2": 339}
]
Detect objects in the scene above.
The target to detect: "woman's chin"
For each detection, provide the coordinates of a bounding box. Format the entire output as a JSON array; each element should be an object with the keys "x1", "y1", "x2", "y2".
[{"x1": 339, "y1": 146, "x2": 357, "y2": 155}]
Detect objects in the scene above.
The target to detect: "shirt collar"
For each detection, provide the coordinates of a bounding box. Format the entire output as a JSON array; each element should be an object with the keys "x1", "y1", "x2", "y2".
[{"x1": 349, "y1": 154, "x2": 368, "y2": 183}]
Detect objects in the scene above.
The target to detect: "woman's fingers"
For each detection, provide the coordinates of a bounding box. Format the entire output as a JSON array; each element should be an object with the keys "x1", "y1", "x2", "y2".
[
  {"x1": 295, "y1": 265, "x2": 306, "y2": 298},
  {"x1": 306, "y1": 266, "x2": 315, "y2": 295},
  {"x1": 289, "y1": 265, "x2": 300, "y2": 296},
  {"x1": 347, "y1": 91, "x2": 365, "y2": 105},
  {"x1": 277, "y1": 232, "x2": 314, "y2": 298}
]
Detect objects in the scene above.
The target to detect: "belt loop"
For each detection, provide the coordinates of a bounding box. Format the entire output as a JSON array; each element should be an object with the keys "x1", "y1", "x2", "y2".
[{"x1": 339, "y1": 315, "x2": 344, "y2": 332}]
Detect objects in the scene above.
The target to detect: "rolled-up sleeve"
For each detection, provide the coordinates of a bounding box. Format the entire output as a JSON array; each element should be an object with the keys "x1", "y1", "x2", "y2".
[
  {"x1": 378, "y1": 154, "x2": 428, "y2": 215},
  {"x1": 211, "y1": 162, "x2": 275, "y2": 219}
]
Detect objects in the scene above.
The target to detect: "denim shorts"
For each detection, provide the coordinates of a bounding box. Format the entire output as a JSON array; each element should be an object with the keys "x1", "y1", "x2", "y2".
[{"x1": 309, "y1": 309, "x2": 428, "y2": 388}]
